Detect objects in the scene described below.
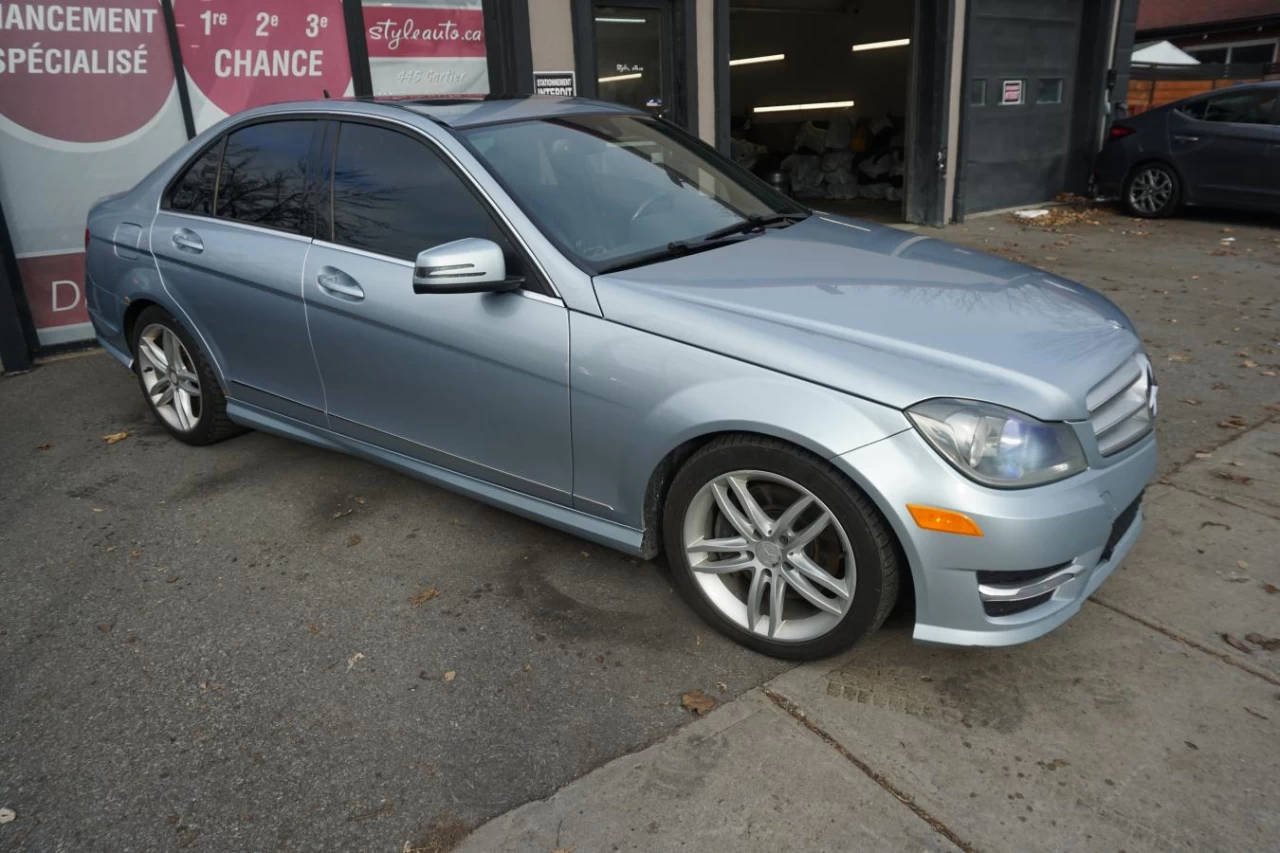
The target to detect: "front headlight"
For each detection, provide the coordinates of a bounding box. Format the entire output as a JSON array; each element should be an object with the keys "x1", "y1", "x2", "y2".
[{"x1": 907, "y1": 399, "x2": 1087, "y2": 488}]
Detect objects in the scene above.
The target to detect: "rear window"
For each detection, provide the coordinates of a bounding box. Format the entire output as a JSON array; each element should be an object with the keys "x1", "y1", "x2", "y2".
[
  {"x1": 167, "y1": 141, "x2": 223, "y2": 216},
  {"x1": 1179, "y1": 89, "x2": 1278, "y2": 125},
  {"x1": 214, "y1": 120, "x2": 316, "y2": 234}
]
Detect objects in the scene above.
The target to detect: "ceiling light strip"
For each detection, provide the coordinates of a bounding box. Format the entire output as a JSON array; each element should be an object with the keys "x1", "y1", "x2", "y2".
[
  {"x1": 753, "y1": 100, "x2": 854, "y2": 114},
  {"x1": 730, "y1": 53, "x2": 786, "y2": 66},
  {"x1": 852, "y1": 38, "x2": 910, "y2": 52},
  {"x1": 598, "y1": 72, "x2": 643, "y2": 83}
]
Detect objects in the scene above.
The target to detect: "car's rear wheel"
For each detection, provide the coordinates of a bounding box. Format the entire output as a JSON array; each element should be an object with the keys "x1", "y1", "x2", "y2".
[
  {"x1": 1123, "y1": 162, "x2": 1180, "y2": 218},
  {"x1": 663, "y1": 435, "x2": 899, "y2": 660},
  {"x1": 131, "y1": 306, "x2": 243, "y2": 446}
]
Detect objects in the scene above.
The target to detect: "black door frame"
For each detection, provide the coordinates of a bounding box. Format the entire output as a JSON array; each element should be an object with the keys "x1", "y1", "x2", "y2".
[{"x1": 571, "y1": 0, "x2": 698, "y2": 132}]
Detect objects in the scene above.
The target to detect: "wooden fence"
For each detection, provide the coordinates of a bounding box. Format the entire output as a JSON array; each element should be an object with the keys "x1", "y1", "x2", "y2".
[{"x1": 1125, "y1": 63, "x2": 1280, "y2": 115}]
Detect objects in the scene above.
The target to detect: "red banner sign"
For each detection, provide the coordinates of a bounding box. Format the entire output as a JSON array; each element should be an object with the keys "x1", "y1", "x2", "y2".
[{"x1": 173, "y1": 0, "x2": 351, "y2": 125}]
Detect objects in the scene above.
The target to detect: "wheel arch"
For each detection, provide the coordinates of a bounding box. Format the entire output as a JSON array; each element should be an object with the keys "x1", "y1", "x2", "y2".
[
  {"x1": 122, "y1": 296, "x2": 229, "y2": 392},
  {"x1": 1123, "y1": 157, "x2": 1186, "y2": 209}
]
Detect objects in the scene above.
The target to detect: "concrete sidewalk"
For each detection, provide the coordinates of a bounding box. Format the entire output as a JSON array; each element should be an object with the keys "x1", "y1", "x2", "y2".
[{"x1": 457, "y1": 423, "x2": 1280, "y2": 853}]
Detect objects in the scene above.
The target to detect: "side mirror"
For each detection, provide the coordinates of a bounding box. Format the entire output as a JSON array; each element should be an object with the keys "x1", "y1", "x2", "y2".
[{"x1": 412, "y1": 238, "x2": 523, "y2": 294}]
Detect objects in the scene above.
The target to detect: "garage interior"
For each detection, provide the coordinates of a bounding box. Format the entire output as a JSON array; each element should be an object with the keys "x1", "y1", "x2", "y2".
[{"x1": 727, "y1": 0, "x2": 917, "y2": 223}]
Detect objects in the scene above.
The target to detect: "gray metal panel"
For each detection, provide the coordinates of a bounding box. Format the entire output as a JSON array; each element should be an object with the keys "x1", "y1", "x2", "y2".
[
  {"x1": 150, "y1": 212, "x2": 325, "y2": 413},
  {"x1": 301, "y1": 241, "x2": 574, "y2": 500},
  {"x1": 962, "y1": 0, "x2": 1085, "y2": 212}
]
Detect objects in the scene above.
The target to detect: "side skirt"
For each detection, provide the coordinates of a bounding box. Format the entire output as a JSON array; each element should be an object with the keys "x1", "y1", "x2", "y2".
[{"x1": 226, "y1": 400, "x2": 647, "y2": 557}]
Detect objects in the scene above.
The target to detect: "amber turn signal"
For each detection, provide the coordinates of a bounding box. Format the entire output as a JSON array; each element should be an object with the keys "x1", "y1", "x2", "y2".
[{"x1": 906, "y1": 504, "x2": 984, "y2": 537}]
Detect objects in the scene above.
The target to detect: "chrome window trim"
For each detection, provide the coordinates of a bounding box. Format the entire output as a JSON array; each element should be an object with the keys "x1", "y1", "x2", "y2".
[{"x1": 160, "y1": 209, "x2": 314, "y2": 244}]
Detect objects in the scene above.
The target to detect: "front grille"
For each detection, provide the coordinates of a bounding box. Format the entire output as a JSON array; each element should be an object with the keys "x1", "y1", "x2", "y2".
[
  {"x1": 984, "y1": 592, "x2": 1053, "y2": 617},
  {"x1": 1087, "y1": 355, "x2": 1155, "y2": 456},
  {"x1": 1101, "y1": 493, "x2": 1143, "y2": 563}
]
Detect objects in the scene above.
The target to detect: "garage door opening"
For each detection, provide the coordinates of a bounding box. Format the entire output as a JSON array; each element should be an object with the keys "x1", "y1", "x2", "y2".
[{"x1": 727, "y1": 0, "x2": 917, "y2": 224}]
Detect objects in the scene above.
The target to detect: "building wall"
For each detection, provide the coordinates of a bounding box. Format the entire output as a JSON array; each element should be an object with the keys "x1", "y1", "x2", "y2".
[{"x1": 529, "y1": 0, "x2": 576, "y2": 77}]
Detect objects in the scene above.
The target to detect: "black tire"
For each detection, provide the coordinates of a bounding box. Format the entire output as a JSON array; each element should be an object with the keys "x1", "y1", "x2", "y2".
[
  {"x1": 662, "y1": 435, "x2": 899, "y2": 660},
  {"x1": 1121, "y1": 161, "x2": 1181, "y2": 218},
  {"x1": 130, "y1": 305, "x2": 245, "y2": 446}
]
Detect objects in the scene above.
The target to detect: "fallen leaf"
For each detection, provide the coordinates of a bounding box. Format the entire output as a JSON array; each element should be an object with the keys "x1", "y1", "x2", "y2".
[
  {"x1": 347, "y1": 801, "x2": 394, "y2": 823},
  {"x1": 96, "y1": 622, "x2": 112, "y2": 633},
  {"x1": 1218, "y1": 416, "x2": 1249, "y2": 430},
  {"x1": 1241, "y1": 360, "x2": 1259, "y2": 368},
  {"x1": 347, "y1": 652, "x2": 365, "y2": 672},
  {"x1": 130, "y1": 549, "x2": 143, "y2": 558},
  {"x1": 409, "y1": 585, "x2": 440, "y2": 607},
  {"x1": 92, "y1": 507, "x2": 105, "y2": 513},
  {"x1": 1166, "y1": 352, "x2": 1191, "y2": 363},
  {"x1": 715, "y1": 681, "x2": 728, "y2": 692},
  {"x1": 102, "y1": 431, "x2": 129, "y2": 444},
  {"x1": 331, "y1": 508, "x2": 353, "y2": 519},
  {"x1": 443, "y1": 670, "x2": 456, "y2": 682},
  {"x1": 1238, "y1": 560, "x2": 1250, "y2": 570},
  {"x1": 1263, "y1": 371, "x2": 1278, "y2": 377},
  {"x1": 1193, "y1": 451, "x2": 1213, "y2": 459},
  {"x1": 308, "y1": 622, "x2": 320, "y2": 634},
  {"x1": 1214, "y1": 471, "x2": 1253, "y2": 485},
  {"x1": 580, "y1": 551, "x2": 590, "y2": 558},
  {"x1": 199, "y1": 681, "x2": 225, "y2": 692},
  {"x1": 35, "y1": 443, "x2": 51, "y2": 451},
  {"x1": 1184, "y1": 740, "x2": 1199, "y2": 750},
  {"x1": 681, "y1": 689, "x2": 716, "y2": 716},
  {"x1": 104, "y1": 545, "x2": 117, "y2": 552},
  {"x1": 1221, "y1": 633, "x2": 1253, "y2": 654},
  {"x1": 1179, "y1": 398, "x2": 1200, "y2": 406},
  {"x1": 0, "y1": 807, "x2": 15, "y2": 824},
  {"x1": 165, "y1": 574, "x2": 179, "y2": 584},
  {"x1": 522, "y1": 664, "x2": 533, "y2": 673},
  {"x1": 1244, "y1": 633, "x2": 1280, "y2": 652},
  {"x1": 354, "y1": 496, "x2": 366, "y2": 505},
  {"x1": 551, "y1": 848, "x2": 575, "y2": 853},
  {"x1": 346, "y1": 533, "x2": 362, "y2": 547},
  {"x1": 1264, "y1": 582, "x2": 1278, "y2": 594}
]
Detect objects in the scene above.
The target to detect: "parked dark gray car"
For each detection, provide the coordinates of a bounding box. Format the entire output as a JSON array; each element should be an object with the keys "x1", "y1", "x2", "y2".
[{"x1": 1095, "y1": 81, "x2": 1280, "y2": 218}]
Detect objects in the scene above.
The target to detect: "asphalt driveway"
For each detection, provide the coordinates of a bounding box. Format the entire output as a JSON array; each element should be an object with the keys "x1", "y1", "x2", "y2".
[{"x1": 2, "y1": 203, "x2": 1277, "y2": 852}]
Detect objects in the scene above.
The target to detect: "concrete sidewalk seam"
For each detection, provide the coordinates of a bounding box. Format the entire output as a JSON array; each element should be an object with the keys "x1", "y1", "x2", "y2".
[
  {"x1": 1161, "y1": 409, "x2": 1279, "y2": 481},
  {"x1": 1087, "y1": 597, "x2": 1280, "y2": 687},
  {"x1": 763, "y1": 688, "x2": 979, "y2": 853},
  {"x1": 1158, "y1": 480, "x2": 1280, "y2": 523}
]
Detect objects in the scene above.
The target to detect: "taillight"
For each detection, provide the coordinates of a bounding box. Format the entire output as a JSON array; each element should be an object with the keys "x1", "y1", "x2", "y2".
[
  {"x1": 84, "y1": 228, "x2": 91, "y2": 250},
  {"x1": 1109, "y1": 124, "x2": 1136, "y2": 141}
]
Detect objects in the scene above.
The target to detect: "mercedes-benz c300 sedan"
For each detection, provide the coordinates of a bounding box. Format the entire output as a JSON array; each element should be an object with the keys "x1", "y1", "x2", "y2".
[{"x1": 86, "y1": 97, "x2": 1156, "y2": 659}]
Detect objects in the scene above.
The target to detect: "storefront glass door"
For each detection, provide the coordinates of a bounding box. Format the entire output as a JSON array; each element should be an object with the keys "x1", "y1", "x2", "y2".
[{"x1": 593, "y1": 3, "x2": 674, "y2": 118}]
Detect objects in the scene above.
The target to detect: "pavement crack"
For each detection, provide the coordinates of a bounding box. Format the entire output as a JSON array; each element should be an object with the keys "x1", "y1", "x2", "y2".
[
  {"x1": 1087, "y1": 598, "x2": 1280, "y2": 687},
  {"x1": 1156, "y1": 480, "x2": 1280, "y2": 523},
  {"x1": 763, "y1": 688, "x2": 979, "y2": 853}
]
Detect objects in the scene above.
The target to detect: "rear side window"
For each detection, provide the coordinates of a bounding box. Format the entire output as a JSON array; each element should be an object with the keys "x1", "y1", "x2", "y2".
[
  {"x1": 215, "y1": 120, "x2": 316, "y2": 233},
  {"x1": 167, "y1": 141, "x2": 223, "y2": 215},
  {"x1": 325, "y1": 122, "x2": 502, "y2": 261},
  {"x1": 1180, "y1": 90, "x2": 1278, "y2": 125}
]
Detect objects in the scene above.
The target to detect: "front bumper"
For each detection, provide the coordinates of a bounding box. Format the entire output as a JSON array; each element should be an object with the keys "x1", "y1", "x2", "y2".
[{"x1": 834, "y1": 427, "x2": 1156, "y2": 647}]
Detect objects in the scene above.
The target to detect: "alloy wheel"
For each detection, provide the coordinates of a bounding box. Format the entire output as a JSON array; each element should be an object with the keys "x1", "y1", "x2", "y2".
[
  {"x1": 137, "y1": 323, "x2": 202, "y2": 432},
  {"x1": 681, "y1": 470, "x2": 855, "y2": 642},
  {"x1": 1128, "y1": 166, "x2": 1173, "y2": 215}
]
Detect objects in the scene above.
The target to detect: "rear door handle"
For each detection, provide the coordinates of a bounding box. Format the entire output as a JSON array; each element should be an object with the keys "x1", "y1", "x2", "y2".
[
  {"x1": 172, "y1": 228, "x2": 203, "y2": 253},
  {"x1": 1172, "y1": 134, "x2": 1200, "y2": 143},
  {"x1": 316, "y1": 266, "x2": 365, "y2": 301}
]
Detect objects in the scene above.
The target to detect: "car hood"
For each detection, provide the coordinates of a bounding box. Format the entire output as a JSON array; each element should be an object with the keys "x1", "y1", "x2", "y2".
[{"x1": 592, "y1": 214, "x2": 1140, "y2": 421}]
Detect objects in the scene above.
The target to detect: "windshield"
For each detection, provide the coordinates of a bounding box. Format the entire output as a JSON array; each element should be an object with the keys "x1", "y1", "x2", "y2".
[{"x1": 460, "y1": 114, "x2": 806, "y2": 272}]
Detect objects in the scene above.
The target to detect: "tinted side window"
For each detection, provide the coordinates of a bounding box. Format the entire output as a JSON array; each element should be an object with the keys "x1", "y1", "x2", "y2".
[
  {"x1": 328, "y1": 122, "x2": 502, "y2": 261},
  {"x1": 167, "y1": 140, "x2": 223, "y2": 215},
  {"x1": 215, "y1": 120, "x2": 316, "y2": 233},
  {"x1": 1185, "y1": 90, "x2": 1278, "y2": 125}
]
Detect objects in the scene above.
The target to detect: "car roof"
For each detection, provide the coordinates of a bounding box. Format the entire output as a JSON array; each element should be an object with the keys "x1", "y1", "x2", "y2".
[{"x1": 386, "y1": 95, "x2": 644, "y2": 128}]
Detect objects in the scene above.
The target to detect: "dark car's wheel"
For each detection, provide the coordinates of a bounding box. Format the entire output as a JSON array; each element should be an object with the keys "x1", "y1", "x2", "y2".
[
  {"x1": 663, "y1": 435, "x2": 899, "y2": 660},
  {"x1": 130, "y1": 305, "x2": 244, "y2": 446},
  {"x1": 1122, "y1": 162, "x2": 1180, "y2": 218}
]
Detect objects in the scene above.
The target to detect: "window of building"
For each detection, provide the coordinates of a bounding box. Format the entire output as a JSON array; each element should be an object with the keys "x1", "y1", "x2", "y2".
[
  {"x1": 361, "y1": 0, "x2": 489, "y2": 97},
  {"x1": 214, "y1": 121, "x2": 316, "y2": 234},
  {"x1": 1186, "y1": 40, "x2": 1277, "y2": 65},
  {"x1": 1036, "y1": 78, "x2": 1064, "y2": 104},
  {"x1": 1180, "y1": 89, "x2": 1279, "y2": 125},
  {"x1": 326, "y1": 122, "x2": 502, "y2": 262},
  {"x1": 166, "y1": 140, "x2": 225, "y2": 216},
  {"x1": 969, "y1": 78, "x2": 987, "y2": 106}
]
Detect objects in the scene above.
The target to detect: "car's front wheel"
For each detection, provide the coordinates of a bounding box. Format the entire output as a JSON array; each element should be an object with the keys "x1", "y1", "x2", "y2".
[
  {"x1": 663, "y1": 436, "x2": 899, "y2": 660},
  {"x1": 131, "y1": 305, "x2": 243, "y2": 446},
  {"x1": 1123, "y1": 162, "x2": 1180, "y2": 218}
]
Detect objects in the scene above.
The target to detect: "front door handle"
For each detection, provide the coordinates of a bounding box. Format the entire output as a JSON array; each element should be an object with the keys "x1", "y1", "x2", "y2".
[
  {"x1": 1172, "y1": 134, "x2": 1200, "y2": 143},
  {"x1": 316, "y1": 266, "x2": 365, "y2": 301},
  {"x1": 172, "y1": 228, "x2": 203, "y2": 253}
]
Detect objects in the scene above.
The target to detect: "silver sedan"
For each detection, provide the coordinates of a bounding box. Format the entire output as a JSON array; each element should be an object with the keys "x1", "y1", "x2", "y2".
[{"x1": 86, "y1": 97, "x2": 1156, "y2": 659}]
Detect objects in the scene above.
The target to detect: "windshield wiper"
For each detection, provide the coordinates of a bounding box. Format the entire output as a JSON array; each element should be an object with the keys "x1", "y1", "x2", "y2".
[{"x1": 597, "y1": 212, "x2": 810, "y2": 275}]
